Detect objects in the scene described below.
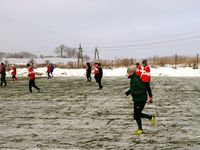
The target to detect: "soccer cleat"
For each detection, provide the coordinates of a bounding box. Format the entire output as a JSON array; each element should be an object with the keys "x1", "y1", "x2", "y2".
[
  {"x1": 150, "y1": 116, "x2": 155, "y2": 126},
  {"x1": 133, "y1": 129, "x2": 143, "y2": 135}
]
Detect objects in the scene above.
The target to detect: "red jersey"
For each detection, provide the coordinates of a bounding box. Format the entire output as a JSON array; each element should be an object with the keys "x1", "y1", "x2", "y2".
[
  {"x1": 47, "y1": 65, "x2": 51, "y2": 73},
  {"x1": 11, "y1": 66, "x2": 17, "y2": 75},
  {"x1": 93, "y1": 65, "x2": 99, "y2": 75},
  {"x1": 141, "y1": 66, "x2": 151, "y2": 82},
  {"x1": 0, "y1": 65, "x2": 6, "y2": 75},
  {"x1": 135, "y1": 65, "x2": 142, "y2": 77},
  {"x1": 28, "y1": 66, "x2": 35, "y2": 80}
]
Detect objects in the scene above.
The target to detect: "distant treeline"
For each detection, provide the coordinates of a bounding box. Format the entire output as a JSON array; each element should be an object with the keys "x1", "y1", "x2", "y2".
[
  {"x1": 54, "y1": 44, "x2": 90, "y2": 60},
  {"x1": 0, "y1": 51, "x2": 37, "y2": 58},
  {"x1": 0, "y1": 51, "x2": 199, "y2": 69}
]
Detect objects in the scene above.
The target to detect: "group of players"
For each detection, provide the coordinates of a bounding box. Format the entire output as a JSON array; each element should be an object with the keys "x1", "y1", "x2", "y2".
[{"x1": 1, "y1": 60, "x2": 154, "y2": 135}]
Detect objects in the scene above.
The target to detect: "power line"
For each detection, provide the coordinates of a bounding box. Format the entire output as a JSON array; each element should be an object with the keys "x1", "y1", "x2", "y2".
[
  {"x1": 99, "y1": 35, "x2": 200, "y2": 49},
  {"x1": 99, "y1": 41, "x2": 200, "y2": 52},
  {"x1": 79, "y1": 30, "x2": 200, "y2": 46},
  {"x1": 101, "y1": 30, "x2": 200, "y2": 44}
]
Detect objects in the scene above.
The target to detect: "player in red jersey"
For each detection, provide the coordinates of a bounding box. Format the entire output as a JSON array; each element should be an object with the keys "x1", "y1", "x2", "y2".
[{"x1": 141, "y1": 60, "x2": 153, "y2": 103}]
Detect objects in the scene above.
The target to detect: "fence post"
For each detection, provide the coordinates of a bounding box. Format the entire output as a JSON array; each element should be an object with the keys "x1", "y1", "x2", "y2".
[
  {"x1": 175, "y1": 54, "x2": 177, "y2": 69},
  {"x1": 197, "y1": 54, "x2": 199, "y2": 69}
]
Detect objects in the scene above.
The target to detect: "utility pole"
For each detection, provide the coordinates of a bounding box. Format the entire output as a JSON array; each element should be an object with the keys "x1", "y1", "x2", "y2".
[
  {"x1": 94, "y1": 47, "x2": 100, "y2": 62},
  {"x1": 78, "y1": 44, "x2": 83, "y2": 67}
]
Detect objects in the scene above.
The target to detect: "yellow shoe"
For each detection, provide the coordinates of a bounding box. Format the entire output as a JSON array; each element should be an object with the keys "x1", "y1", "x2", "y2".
[
  {"x1": 133, "y1": 129, "x2": 143, "y2": 135},
  {"x1": 150, "y1": 116, "x2": 155, "y2": 126}
]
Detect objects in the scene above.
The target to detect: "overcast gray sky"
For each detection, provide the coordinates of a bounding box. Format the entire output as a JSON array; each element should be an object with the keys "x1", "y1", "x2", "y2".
[{"x1": 0, "y1": 0, "x2": 200, "y2": 59}]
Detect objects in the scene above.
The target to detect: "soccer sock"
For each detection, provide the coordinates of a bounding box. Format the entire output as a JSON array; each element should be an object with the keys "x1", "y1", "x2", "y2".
[
  {"x1": 136, "y1": 119, "x2": 142, "y2": 130},
  {"x1": 141, "y1": 113, "x2": 152, "y2": 120}
]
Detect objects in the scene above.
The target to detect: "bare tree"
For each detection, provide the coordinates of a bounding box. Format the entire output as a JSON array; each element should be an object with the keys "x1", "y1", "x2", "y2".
[
  {"x1": 60, "y1": 44, "x2": 65, "y2": 57},
  {"x1": 72, "y1": 48, "x2": 77, "y2": 58},
  {"x1": 55, "y1": 44, "x2": 66, "y2": 57},
  {"x1": 40, "y1": 54, "x2": 44, "y2": 58},
  {"x1": 54, "y1": 44, "x2": 80, "y2": 58},
  {"x1": 54, "y1": 47, "x2": 61, "y2": 56},
  {"x1": 64, "y1": 47, "x2": 79, "y2": 58},
  {"x1": 45, "y1": 59, "x2": 51, "y2": 65},
  {"x1": 83, "y1": 54, "x2": 90, "y2": 61},
  {"x1": 64, "y1": 47, "x2": 73, "y2": 58}
]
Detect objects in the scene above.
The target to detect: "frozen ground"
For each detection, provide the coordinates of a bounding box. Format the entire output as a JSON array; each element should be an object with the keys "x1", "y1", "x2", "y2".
[{"x1": 0, "y1": 77, "x2": 200, "y2": 149}]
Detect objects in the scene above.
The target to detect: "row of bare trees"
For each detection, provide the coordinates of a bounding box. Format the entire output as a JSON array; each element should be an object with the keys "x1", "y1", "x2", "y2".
[
  {"x1": 0, "y1": 47, "x2": 199, "y2": 69},
  {"x1": 0, "y1": 51, "x2": 37, "y2": 58},
  {"x1": 54, "y1": 44, "x2": 90, "y2": 61}
]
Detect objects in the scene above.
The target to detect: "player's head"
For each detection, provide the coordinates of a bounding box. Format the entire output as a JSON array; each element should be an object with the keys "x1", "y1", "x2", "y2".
[
  {"x1": 127, "y1": 65, "x2": 136, "y2": 77},
  {"x1": 136, "y1": 63, "x2": 140, "y2": 66},
  {"x1": 26, "y1": 63, "x2": 30, "y2": 67},
  {"x1": 142, "y1": 60, "x2": 147, "y2": 66}
]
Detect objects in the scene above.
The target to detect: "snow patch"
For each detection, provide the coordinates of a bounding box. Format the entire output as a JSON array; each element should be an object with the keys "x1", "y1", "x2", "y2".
[{"x1": 5, "y1": 67, "x2": 200, "y2": 77}]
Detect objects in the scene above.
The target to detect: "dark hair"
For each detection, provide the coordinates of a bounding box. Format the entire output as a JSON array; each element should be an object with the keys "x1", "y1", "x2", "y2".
[
  {"x1": 1, "y1": 63, "x2": 4, "y2": 65},
  {"x1": 136, "y1": 63, "x2": 140, "y2": 66},
  {"x1": 142, "y1": 60, "x2": 147, "y2": 65},
  {"x1": 26, "y1": 63, "x2": 30, "y2": 67}
]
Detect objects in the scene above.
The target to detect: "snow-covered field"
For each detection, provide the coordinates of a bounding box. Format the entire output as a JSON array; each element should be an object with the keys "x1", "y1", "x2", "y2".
[
  {"x1": 0, "y1": 77, "x2": 200, "y2": 149},
  {"x1": 5, "y1": 66, "x2": 200, "y2": 78},
  {"x1": 2, "y1": 57, "x2": 200, "y2": 77}
]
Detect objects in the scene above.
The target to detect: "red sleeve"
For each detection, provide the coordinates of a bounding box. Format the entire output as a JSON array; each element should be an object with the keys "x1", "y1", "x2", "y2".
[{"x1": 144, "y1": 66, "x2": 150, "y2": 72}]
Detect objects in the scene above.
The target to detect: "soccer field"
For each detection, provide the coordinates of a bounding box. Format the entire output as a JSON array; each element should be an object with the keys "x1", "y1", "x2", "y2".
[{"x1": 0, "y1": 77, "x2": 200, "y2": 149}]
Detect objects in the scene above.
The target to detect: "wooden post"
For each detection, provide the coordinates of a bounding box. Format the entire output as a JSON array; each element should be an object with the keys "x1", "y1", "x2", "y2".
[
  {"x1": 197, "y1": 54, "x2": 199, "y2": 69},
  {"x1": 175, "y1": 54, "x2": 177, "y2": 69},
  {"x1": 111, "y1": 59, "x2": 114, "y2": 69}
]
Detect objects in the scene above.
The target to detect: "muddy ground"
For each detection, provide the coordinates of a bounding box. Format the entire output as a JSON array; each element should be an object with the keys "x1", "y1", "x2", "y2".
[{"x1": 0, "y1": 76, "x2": 200, "y2": 149}]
